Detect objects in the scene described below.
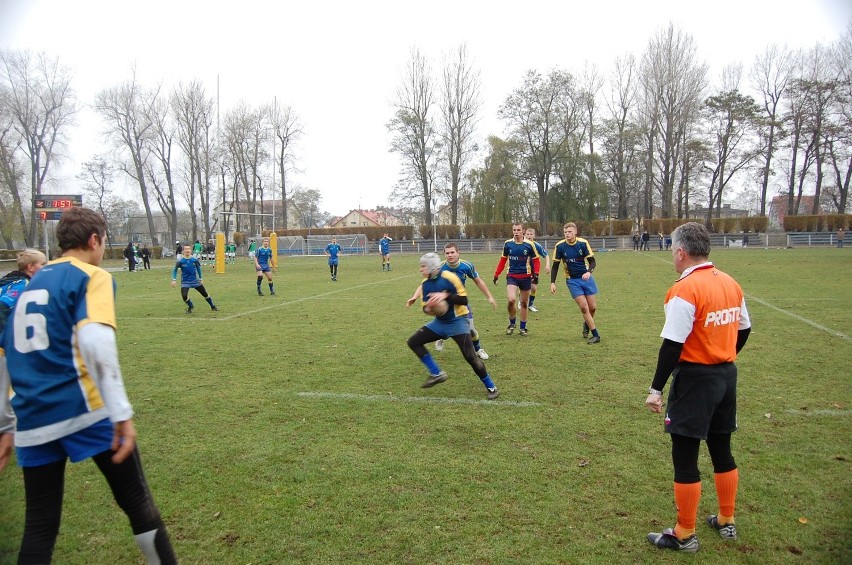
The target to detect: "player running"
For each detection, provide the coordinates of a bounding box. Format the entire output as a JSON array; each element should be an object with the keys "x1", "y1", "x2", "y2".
[
  {"x1": 171, "y1": 245, "x2": 218, "y2": 313},
  {"x1": 254, "y1": 237, "x2": 276, "y2": 296},
  {"x1": 524, "y1": 227, "x2": 551, "y2": 312},
  {"x1": 493, "y1": 223, "x2": 540, "y2": 336},
  {"x1": 405, "y1": 253, "x2": 499, "y2": 400},
  {"x1": 550, "y1": 222, "x2": 601, "y2": 344}
]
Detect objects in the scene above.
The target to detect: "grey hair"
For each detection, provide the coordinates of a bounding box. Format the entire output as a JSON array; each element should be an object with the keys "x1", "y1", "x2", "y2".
[
  {"x1": 671, "y1": 222, "x2": 711, "y2": 258},
  {"x1": 419, "y1": 252, "x2": 442, "y2": 273}
]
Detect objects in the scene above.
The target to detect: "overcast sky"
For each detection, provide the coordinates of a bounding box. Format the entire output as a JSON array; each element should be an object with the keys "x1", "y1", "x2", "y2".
[{"x1": 1, "y1": 0, "x2": 850, "y2": 216}]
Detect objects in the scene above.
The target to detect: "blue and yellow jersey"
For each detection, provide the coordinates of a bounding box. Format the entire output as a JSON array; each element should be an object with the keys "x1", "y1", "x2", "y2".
[
  {"x1": 532, "y1": 240, "x2": 548, "y2": 258},
  {"x1": 256, "y1": 247, "x2": 274, "y2": 269},
  {"x1": 420, "y1": 270, "x2": 469, "y2": 322},
  {"x1": 501, "y1": 239, "x2": 540, "y2": 276},
  {"x1": 553, "y1": 238, "x2": 594, "y2": 278},
  {"x1": 379, "y1": 237, "x2": 392, "y2": 254},
  {"x1": 173, "y1": 256, "x2": 202, "y2": 287},
  {"x1": 326, "y1": 243, "x2": 341, "y2": 262},
  {"x1": 441, "y1": 259, "x2": 478, "y2": 286},
  {"x1": 2, "y1": 257, "x2": 116, "y2": 442}
]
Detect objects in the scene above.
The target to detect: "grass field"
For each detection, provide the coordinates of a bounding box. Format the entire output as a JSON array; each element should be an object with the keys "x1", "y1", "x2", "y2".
[{"x1": 0, "y1": 247, "x2": 850, "y2": 564}]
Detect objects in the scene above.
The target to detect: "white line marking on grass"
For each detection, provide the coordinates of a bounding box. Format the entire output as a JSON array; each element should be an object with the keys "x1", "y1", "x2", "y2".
[
  {"x1": 298, "y1": 391, "x2": 542, "y2": 408},
  {"x1": 120, "y1": 274, "x2": 416, "y2": 321},
  {"x1": 744, "y1": 294, "x2": 850, "y2": 341},
  {"x1": 784, "y1": 408, "x2": 851, "y2": 416},
  {"x1": 640, "y1": 253, "x2": 850, "y2": 340}
]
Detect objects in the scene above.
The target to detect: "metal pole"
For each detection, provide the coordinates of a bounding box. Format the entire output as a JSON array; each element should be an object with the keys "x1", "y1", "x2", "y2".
[{"x1": 44, "y1": 220, "x2": 50, "y2": 261}]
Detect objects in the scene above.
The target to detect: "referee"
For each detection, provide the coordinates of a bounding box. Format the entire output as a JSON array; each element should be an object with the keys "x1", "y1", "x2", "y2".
[{"x1": 645, "y1": 222, "x2": 752, "y2": 553}]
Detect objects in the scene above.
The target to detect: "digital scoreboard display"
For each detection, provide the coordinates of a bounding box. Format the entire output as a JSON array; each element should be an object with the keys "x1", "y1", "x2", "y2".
[{"x1": 34, "y1": 194, "x2": 83, "y2": 220}]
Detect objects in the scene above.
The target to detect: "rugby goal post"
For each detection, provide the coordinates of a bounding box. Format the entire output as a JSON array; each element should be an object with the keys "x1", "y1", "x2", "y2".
[{"x1": 305, "y1": 234, "x2": 367, "y2": 256}]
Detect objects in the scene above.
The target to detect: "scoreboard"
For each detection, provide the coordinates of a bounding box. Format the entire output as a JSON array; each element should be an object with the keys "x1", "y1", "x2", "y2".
[{"x1": 34, "y1": 194, "x2": 83, "y2": 220}]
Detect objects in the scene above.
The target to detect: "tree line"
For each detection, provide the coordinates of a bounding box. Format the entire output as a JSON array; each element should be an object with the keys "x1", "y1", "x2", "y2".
[
  {"x1": 389, "y1": 24, "x2": 852, "y2": 235},
  {"x1": 2, "y1": 23, "x2": 851, "y2": 249}
]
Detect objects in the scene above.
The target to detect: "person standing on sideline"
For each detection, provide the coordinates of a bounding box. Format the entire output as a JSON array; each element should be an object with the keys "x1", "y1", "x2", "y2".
[
  {"x1": 174, "y1": 240, "x2": 182, "y2": 257},
  {"x1": 633, "y1": 232, "x2": 640, "y2": 251},
  {"x1": 493, "y1": 223, "x2": 541, "y2": 336},
  {"x1": 645, "y1": 222, "x2": 751, "y2": 553},
  {"x1": 550, "y1": 222, "x2": 601, "y2": 344},
  {"x1": 254, "y1": 237, "x2": 276, "y2": 296},
  {"x1": 140, "y1": 244, "x2": 151, "y2": 270},
  {"x1": 123, "y1": 241, "x2": 137, "y2": 272},
  {"x1": 247, "y1": 238, "x2": 257, "y2": 261},
  {"x1": 658, "y1": 232, "x2": 664, "y2": 250},
  {"x1": 524, "y1": 227, "x2": 551, "y2": 312},
  {"x1": 641, "y1": 230, "x2": 650, "y2": 250},
  {"x1": 325, "y1": 236, "x2": 342, "y2": 281},
  {"x1": 192, "y1": 240, "x2": 203, "y2": 260},
  {"x1": 0, "y1": 249, "x2": 47, "y2": 335},
  {"x1": 838, "y1": 227, "x2": 845, "y2": 248},
  {"x1": 405, "y1": 253, "x2": 499, "y2": 400},
  {"x1": 409, "y1": 242, "x2": 497, "y2": 360},
  {"x1": 379, "y1": 233, "x2": 393, "y2": 271},
  {"x1": 0, "y1": 207, "x2": 177, "y2": 564},
  {"x1": 171, "y1": 245, "x2": 218, "y2": 313}
]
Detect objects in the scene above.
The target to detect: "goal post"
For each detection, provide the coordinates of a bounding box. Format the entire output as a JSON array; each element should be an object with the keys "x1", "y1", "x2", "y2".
[{"x1": 305, "y1": 234, "x2": 367, "y2": 256}]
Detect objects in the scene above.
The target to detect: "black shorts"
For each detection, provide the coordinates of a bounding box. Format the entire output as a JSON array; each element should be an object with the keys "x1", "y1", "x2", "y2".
[
  {"x1": 664, "y1": 362, "x2": 737, "y2": 439},
  {"x1": 506, "y1": 275, "x2": 532, "y2": 291}
]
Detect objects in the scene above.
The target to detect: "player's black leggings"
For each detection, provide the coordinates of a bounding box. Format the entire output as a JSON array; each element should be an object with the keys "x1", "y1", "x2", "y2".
[
  {"x1": 670, "y1": 432, "x2": 737, "y2": 484},
  {"x1": 407, "y1": 327, "x2": 487, "y2": 378},
  {"x1": 181, "y1": 284, "x2": 211, "y2": 302},
  {"x1": 18, "y1": 447, "x2": 176, "y2": 564}
]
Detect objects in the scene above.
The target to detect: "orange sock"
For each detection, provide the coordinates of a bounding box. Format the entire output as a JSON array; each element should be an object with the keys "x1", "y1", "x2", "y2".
[
  {"x1": 714, "y1": 468, "x2": 739, "y2": 522},
  {"x1": 673, "y1": 481, "x2": 701, "y2": 538}
]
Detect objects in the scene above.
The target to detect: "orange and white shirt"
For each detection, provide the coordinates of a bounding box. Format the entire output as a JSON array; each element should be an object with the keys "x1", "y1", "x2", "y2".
[{"x1": 661, "y1": 262, "x2": 751, "y2": 365}]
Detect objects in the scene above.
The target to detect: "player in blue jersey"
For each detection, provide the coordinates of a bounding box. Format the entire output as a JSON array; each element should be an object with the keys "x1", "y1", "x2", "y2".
[
  {"x1": 325, "y1": 236, "x2": 342, "y2": 281},
  {"x1": 524, "y1": 227, "x2": 551, "y2": 312},
  {"x1": 379, "y1": 233, "x2": 393, "y2": 271},
  {"x1": 406, "y1": 253, "x2": 499, "y2": 399},
  {"x1": 412, "y1": 243, "x2": 496, "y2": 359},
  {"x1": 493, "y1": 223, "x2": 541, "y2": 336},
  {"x1": 550, "y1": 222, "x2": 601, "y2": 344},
  {"x1": 254, "y1": 237, "x2": 277, "y2": 295},
  {"x1": 0, "y1": 249, "x2": 47, "y2": 335},
  {"x1": 0, "y1": 207, "x2": 177, "y2": 564},
  {"x1": 171, "y1": 245, "x2": 218, "y2": 313}
]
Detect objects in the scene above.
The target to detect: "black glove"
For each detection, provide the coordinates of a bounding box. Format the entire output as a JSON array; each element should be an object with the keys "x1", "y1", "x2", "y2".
[
  {"x1": 493, "y1": 275, "x2": 499, "y2": 284},
  {"x1": 532, "y1": 274, "x2": 539, "y2": 285}
]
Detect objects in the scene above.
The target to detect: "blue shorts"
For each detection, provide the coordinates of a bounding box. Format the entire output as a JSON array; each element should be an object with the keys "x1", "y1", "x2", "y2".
[
  {"x1": 507, "y1": 276, "x2": 532, "y2": 291},
  {"x1": 425, "y1": 316, "x2": 470, "y2": 338},
  {"x1": 328, "y1": 258, "x2": 339, "y2": 266},
  {"x1": 567, "y1": 276, "x2": 598, "y2": 298},
  {"x1": 257, "y1": 266, "x2": 272, "y2": 273},
  {"x1": 16, "y1": 418, "x2": 114, "y2": 467}
]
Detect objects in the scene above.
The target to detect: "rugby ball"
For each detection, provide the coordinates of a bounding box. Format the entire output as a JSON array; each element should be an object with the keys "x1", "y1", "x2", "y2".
[{"x1": 424, "y1": 299, "x2": 449, "y2": 317}]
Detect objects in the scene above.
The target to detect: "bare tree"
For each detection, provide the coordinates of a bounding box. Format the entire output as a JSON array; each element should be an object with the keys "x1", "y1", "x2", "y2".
[
  {"x1": 0, "y1": 50, "x2": 77, "y2": 245},
  {"x1": 172, "y1": 80, "x2": 215, "y2": 241},
  {"x1": 269, "y1": 101, "x2": 303, "y2": 230},
  {"x1": 223, "y1": 102, "x2": 268, "y2": 235},
  {"x1": 78, "y1": 155, "x2": 117, "y2": 247},
  {"x1": 640, "y1": 24, "x2": 708, "y2": 218},
  {"x1": 826, "y1": 23, "x2": 852, "y2": 213},
  {"x1": 750, "y1": 44, "x2": 794, "y2": 216},
  {"x1": 145, "y1": 91, "x2": 178, "y2": 244},
  {"x1": 499, "y1": 68, "x2": 580, "y2": 234},
  {"x1": 93, "y1": 69, "x2": 160, "y2": 245},
  {"x1": 388, "y1": 46, "x2": 439, "y2": 225},
  {"x1": 438, "y1": 44, "x2": 482, "y2": 226},
  {"x1": 601, "y1": 54, "x2": 643, "y2": 220}
]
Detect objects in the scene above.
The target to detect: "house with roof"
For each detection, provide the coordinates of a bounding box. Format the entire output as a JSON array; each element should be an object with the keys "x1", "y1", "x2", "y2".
[{"x1": 329, "y1": 209, "x2": 401, "y2": 229}]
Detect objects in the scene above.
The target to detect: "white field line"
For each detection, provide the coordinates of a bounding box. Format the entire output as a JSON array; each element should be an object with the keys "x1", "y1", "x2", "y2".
[
  {"x1": 642, "y1": 253, "x2": 850, "y2": 341},
  {"x1": 119, "y1": 273, "x2": 416, "y2": 321},
  {"x1": 784, "y1": 409, "x2": 851, "y2": 417},
  {"x1": 297, "y1": 391, "x2": 542, "y2": 408}
]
